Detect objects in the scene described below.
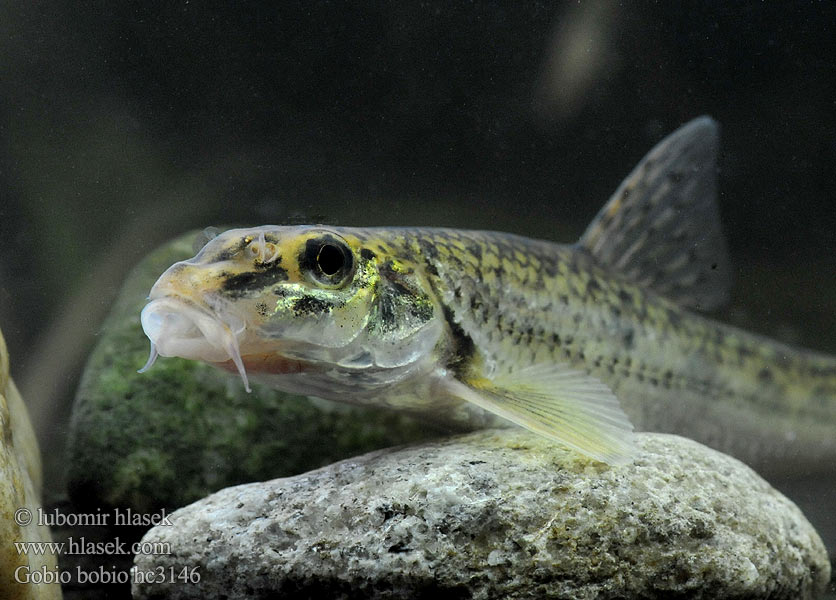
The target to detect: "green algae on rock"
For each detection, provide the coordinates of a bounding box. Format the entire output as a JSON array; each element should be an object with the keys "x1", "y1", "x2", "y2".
[
  {"x1": 65, "y1": 231, "x2": 444, "y2": 514},
  {"x1": 133, "y1": 429, "x2": 830, "y2": 600}
]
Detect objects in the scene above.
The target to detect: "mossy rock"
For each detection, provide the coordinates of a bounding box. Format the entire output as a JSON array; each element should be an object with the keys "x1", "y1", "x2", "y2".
[{"x1": 66, "y1": 231, "x2": 444, "y2": 514}]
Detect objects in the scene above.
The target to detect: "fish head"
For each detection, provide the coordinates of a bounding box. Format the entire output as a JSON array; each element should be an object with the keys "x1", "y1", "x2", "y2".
[{"x1": 140, "y1": 226, "x2": 442, "y2": 396}]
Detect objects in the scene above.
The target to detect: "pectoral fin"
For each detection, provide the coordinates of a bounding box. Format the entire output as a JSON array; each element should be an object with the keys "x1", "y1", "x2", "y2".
[{"x1": 440, "y1": 363, "x2": 636, "y2": 465}]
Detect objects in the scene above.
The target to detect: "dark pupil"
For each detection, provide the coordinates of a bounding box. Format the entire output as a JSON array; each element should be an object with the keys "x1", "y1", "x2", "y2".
[{"x1": 317, "y1": 244, "x2": 344, "y2": 276}]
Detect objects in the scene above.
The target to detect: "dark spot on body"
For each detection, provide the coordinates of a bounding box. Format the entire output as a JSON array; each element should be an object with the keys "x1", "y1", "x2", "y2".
[
  {"x1": 811, "y1": 385, "x2": 831, "y2": 408},
  {"x1": 622, "y1": 329, "x2": 635, "y2": 350},
  {"x1": 378, "y1": 294, "x2": 397, "y2": 328},
  {"x1": 256, "y1": 302, "x2": 269, "y2": 316},
  {"x1": 292, "y1": 296, "x2": 332, "y2": 315},
  {"x1": 222, "y1": 267, "x2": 289, "y2": 297},
  {"x1": 441, "y1": 305, "x2": 475, "y2": 376},
  {"x1": 736, "y1": 344, "x2": 755, "y2": 359},
  {"x1": 758, "y1": 368, "x2": 773, "y2": 382},
  {"x1": 409, "y1": 300, "x2": 434, "y2": 322},
  {"x1": 419, "y1": 239, "x2": 439, "y2": 261},
  {"x1": 543, "y1": 259, "x2": 558, "y2": 277},
  {"x1": 467, "y1": 244, "x2": 482, "y2": 260},
  {"x1": 618, "y1": 289, "x2": 633, "y2": 304},
  {"x1": 447, "y1": 253, "x2": 464, "y2": 270},
  {"x1": 360, "y1": 248, "x2": 376, "y2": 261},
  {"x1": 380, "y1": 263, "x2": 415, "y2": 297}
]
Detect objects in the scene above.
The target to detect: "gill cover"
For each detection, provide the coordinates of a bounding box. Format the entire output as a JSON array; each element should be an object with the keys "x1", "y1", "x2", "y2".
[{"x1": 260, "y1": 229, "x2": 440, "y2": 371}]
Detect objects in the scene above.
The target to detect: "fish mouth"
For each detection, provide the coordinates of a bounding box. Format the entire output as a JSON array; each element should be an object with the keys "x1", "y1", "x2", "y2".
[{"x1": 139, "y1": 296, "x2": 252, "y2": 392}]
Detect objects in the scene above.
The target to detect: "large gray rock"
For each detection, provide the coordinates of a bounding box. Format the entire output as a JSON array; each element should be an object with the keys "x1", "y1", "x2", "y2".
[{"x1": 132, "y1": 429, "x2": 830, "y2": 600}]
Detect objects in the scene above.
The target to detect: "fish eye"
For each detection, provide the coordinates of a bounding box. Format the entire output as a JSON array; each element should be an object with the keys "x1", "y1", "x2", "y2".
[
  {"x1": 317, "y1": 244, "x2": 344, "y2": 275},
  {"x1": 301, "y1": 235, "x2": 354, "y2": 287}
]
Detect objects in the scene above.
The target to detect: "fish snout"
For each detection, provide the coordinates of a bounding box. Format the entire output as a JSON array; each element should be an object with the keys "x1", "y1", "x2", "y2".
[
  {"x1": 140, "y1": 298, "x2": 233, "y2": 363},
  {"x1": 148, "y1": 261, "x2": 218, "y2": 301},
  {"x1": 139, "y1": 294, "x2": 252, "y2": 392}
]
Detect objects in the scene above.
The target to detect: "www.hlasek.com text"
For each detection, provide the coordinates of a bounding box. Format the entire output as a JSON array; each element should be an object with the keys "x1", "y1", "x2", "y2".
[{"x1": 15, "y1": 537, "x2": 170, "y2": 557}]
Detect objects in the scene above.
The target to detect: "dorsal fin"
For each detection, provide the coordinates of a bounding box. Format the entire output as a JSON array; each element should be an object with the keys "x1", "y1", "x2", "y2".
[{"x1": 578, "y1": 116, "x2": 731, "y2": 311}]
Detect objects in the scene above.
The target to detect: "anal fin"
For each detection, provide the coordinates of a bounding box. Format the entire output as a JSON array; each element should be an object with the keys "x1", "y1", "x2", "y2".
[{"x1": 439, "y1": 363, "x2": 636, "y2": 465}]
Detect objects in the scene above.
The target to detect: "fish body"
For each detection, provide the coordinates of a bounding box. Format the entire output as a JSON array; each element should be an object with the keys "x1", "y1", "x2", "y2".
[{"x1": 139, "y1": 117, "x2": 836, "y2": 473}]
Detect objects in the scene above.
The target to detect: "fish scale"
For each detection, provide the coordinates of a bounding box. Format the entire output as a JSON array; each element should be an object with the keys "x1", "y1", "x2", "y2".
[{"x1": 394, "y1": 226, "x2": 835, "y2": 473}]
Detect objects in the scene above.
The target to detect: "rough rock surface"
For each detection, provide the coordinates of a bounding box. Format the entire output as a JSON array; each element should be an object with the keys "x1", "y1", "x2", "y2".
[
  {"x1": 133, "y1": 429, "x2": 830, "y2": 600},
  {"x1": 0, "y1": 329, "x2": 61, "y2": 599},
  {"x1": 65, "y1": 231, "x2": 443, "y2": 514}
]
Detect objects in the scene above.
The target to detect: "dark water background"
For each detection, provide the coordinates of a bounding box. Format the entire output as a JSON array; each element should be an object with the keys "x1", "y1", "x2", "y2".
[{"x1": 0, "y1": 1, "x2": 834, "y2": 595}]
